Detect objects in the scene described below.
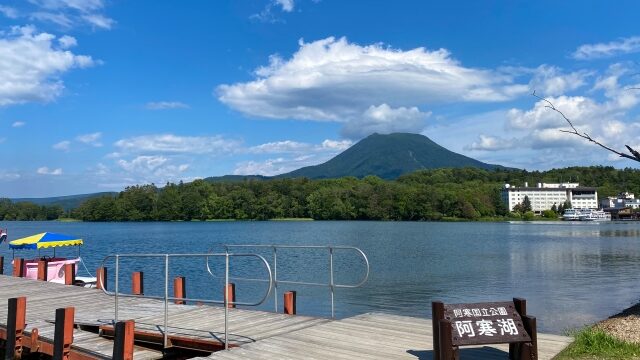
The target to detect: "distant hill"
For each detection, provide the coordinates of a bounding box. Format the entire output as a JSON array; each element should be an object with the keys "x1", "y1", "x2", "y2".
[
  {"x1": 277, "y1": 133, "x2": 510, "y2": 180},
  {"x1": 11, "y1": 192, "x2": 117, "y2": 211}
]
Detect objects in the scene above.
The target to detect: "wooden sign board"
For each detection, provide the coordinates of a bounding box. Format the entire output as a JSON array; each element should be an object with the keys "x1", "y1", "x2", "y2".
[{"x1": 443, "y1": 301, "x2": 531, "y2": 346}]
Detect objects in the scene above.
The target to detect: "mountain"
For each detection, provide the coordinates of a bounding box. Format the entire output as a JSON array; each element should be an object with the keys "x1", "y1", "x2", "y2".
[
  {"x1": 277, "y1": 133, "x2": 510, "y2": 180},
  {"x1": 11, "y1": 192, "x2": 117, "y2": 211}
]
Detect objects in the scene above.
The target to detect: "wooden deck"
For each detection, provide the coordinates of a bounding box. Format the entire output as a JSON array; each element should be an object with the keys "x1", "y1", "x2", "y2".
[{"x1": 0, "y1": 275, "x2": 572, "y2": 359}]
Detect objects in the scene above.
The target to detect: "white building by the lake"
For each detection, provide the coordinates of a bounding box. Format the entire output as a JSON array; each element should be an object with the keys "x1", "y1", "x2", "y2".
[
  {"x1": 600, "y1": 192, "x2": 640, "y2": 209},
  {"x1": 502, "y1": 182, "x2": 598, "y2": 213}
]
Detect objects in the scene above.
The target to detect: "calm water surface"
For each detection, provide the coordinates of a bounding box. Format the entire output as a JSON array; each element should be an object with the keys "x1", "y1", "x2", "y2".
[{"x1": 1, "y1": 220, "x2": 639, "y2": 334}]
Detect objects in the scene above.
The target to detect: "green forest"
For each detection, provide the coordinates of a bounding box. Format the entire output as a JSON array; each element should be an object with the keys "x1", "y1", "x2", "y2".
[{"x1": 2, "y1": 166, "x2": 638, "y2": 222}]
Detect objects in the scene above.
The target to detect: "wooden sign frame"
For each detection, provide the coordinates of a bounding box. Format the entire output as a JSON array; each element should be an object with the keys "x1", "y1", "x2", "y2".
[{"x1": 432, "y1": 298, "x2": 538, "y2": 360}]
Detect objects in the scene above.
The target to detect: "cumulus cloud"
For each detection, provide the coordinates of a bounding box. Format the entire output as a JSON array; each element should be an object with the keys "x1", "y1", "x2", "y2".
[
  {"x1": 218, "y1": 36, "x2": 528, "y2": 138},
  {"x1": 275, "y1": 0, "x2": 294, "y2": 12},
  {"x1": 115, "y1": 134, "x2": 241, "y2": 154},
  {"x1": 37, "y1": 166, "x2": 62, "y2": 175},
  {"x1": 0, "y1": 173, "x2": 20, "y2": 180},
  {"x1": 0, "y1": 26, "x2": 95, "y2": 106},
  {"x1": 12, "y1": 121, "x2": 26, "y2": 127},
  {"x1": 145, "y1": 101, "x2": 190, "y2": 110},
  {"x1": 53, "y1": 140, "x2": 70, "y2": 151},
  {"x1": 529, "y1": 65, "x2": 591, "y2": 96},
  {"x1": 116, "y1": 155, "x2": 190, "y2": 183},
  {"x1": 573, "y1": 36, "x2": 640, "y2": 60},
  {"x1": 58, "y1": 35, "x2": 77, "y2": 48},
  {"x1": 76, "y1": 132, "x2": 102, "y2": 147},
  {"x1": 341, "y1": 104, "x2": 431, "y2": 138}
]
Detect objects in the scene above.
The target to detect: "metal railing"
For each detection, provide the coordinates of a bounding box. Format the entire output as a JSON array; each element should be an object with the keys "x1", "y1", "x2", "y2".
[
  {"x1": 98, "y1": 253, "x2": 273, "y2": 350},
  {"x1": 206, "y1": 245, "x2": 370, "y2": 318}
]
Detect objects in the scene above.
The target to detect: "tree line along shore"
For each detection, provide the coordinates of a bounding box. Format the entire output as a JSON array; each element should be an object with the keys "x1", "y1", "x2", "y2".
[{"x1": 1, "y1": 166, "x2": 640, "y2": 222}]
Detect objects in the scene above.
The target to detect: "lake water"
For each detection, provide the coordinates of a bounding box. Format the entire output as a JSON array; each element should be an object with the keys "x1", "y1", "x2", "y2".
[{"x1": 2, "y1": 220, "x2": 640, "y2": 334}]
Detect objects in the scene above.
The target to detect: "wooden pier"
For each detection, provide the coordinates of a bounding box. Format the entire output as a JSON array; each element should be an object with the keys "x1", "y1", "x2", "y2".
[{"x1": 0, "y1": 274, "x2": 571, "y2": 359}]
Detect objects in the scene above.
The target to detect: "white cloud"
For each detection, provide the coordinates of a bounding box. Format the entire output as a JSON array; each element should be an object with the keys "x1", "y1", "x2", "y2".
[
  {"x1": 0, "y1": 173, "x2": 20, "y2": 180},
  {"x1": 234, "y1": 155, "x2": 320, "y2": 176},
  {"x1": 275, "y1": 0, "x2": 294, "y2": 12},
  {"x1": 573, "y1": 36, "x2": 640, "y2": 60},
  {"x1": 117, "y1": 155, "x2": 168, "y2": 173},
  {"x1": 0, "y1": 5, "x2": 19, "y2": 19},
  {"x1": 53, "y1": 140, "x2": 70, "y2": 151},
  {"x1": 76, "y1": 132, "x2": 102, "y2": 147},
  {"x1": 218, "y1": 36, "x2": 527, "y2": 137},
  {"x1": 341, "y1": 104, "x2": 431, "y2": 138},
  {"x1": 81, "y1": 14, "x2": 114, "y2": 29},
  {"x1": 26, "y1": 0, "x2": 114, "y2": 29},
  {"x1": 58, "y1": 35, "x2": 76, "y2": 48},
  {"x1": 12, "y1": 121, "x2": 26, "y2": 127},
  {"x1": 37, "y1": 166, "x2": 62, "y2": 175},
  {"x1": 115, "y1": 134, "x2": 241, "y2": 154},
  {"x1": 145, "y1": 101, "x2": 190, "y2": 110},
  {"x1": 529, "y1": 65, "x2": 591, "y2": 96},
  {"x1": 465, "y1": 135, "x2": 517, "y2": 151},
  {"x1": 248, "y1": 138, "x2": 352, "y2": 154},
  {"x1": 0, "y1": 26, "x2": 95, "y2": 106},
  {"x1": 116, "y1": 156, "x2": 191, "y2": 184},
  {"x1": 29, "y1": 12, "x2": 73, "y2": 27}
]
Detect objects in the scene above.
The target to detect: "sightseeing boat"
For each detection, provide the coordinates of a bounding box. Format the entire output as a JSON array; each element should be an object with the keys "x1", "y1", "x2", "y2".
[
  {"x1": 7, "y1": 232, "x2": 96, "y2": 286},
  {"x1": 0, "y1": 228, "x2": 6, "y2": 244},
  {"x1": 578, "y1": 209, "x2": 612, "y2": 221},
  {"x1": 561, "y1": 208, "x2": 584, "y2": 221}
]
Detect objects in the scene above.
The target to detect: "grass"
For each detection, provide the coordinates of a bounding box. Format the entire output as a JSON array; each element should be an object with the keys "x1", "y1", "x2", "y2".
[
  {"x1": 555, "y1": 327, "x2": 640, "y2": 359},
  {"x1": 56, "y1": 218, "x2": 81, "y2": 222}
]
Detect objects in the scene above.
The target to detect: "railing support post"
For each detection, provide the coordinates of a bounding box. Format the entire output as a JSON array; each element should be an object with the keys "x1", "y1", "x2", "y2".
[
  {"x1": 173, "y1": 276, "x2": 186, "y2": 304},
  {"x1": 224, "y1": 283, "x2": 236, "y2": 309},
  {"x1": 13, "y1": 258, "x2": 24, "y2": 278},
  {"x1": 511, "y1": 297, "x2": 527, "y2": 359},
  {"x1": 438, "y1": 319, "x2": 459, "y2": 360},
  {"x1": 0, "y1": 255, "x2": 4, "y2": 275},
  {"x1": 96, "y1": 267, "x2": 107, "y2": 290},
  {"x1": 132, "y1": 271, "x2": 144, "y2": 295},
  {"x1": 112, "y1": 320, "x2": 135, "y2": 360},
  {"x1": 37, "y1": 260, "x2": 48, "y2": 281},
  {"x1": 6, "y1": 297, "x2": 26, "y2": 360},
  {"x1": 284, "y1": 291, "x2": 296, "y2": 315},
  {"x1": 432, "y1": 301, "x2": 444, "y2": 360},
  {"x1": 53, "y1": 307, "x2": 75, "y2": 360},
  {"x1": 64, "y1": 264, "x2": 76, "y2": 286}
]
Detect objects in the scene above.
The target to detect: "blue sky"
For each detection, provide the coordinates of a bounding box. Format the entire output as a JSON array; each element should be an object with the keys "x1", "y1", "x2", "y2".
[{"x1": 1, "y1": 0, "x2": 640, "y2": 197}]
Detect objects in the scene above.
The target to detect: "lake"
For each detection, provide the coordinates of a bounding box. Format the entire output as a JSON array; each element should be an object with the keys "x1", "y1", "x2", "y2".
[{"x1": 1, "y1": 220, "x2": 640, "y2": 334}]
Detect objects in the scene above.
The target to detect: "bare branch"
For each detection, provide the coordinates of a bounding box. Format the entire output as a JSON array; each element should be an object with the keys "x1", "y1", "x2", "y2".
[{"x1": 531, "y1": 91, "x2": 640, "y2": 162}]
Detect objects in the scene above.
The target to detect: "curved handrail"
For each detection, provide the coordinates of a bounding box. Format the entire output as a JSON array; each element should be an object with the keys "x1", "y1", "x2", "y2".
[
  {"x1": 99, "y1": 253, "x2": 273, "y2": 306},
  {"x1": 206, "y1": 244, "x2": 370, "y2": 317},
  {"x1": 206, "y1": 245, "x2": 370, "y2": 288},
  {"x1": 97, "y1": 252, "x2": 273, "y2": 350}
]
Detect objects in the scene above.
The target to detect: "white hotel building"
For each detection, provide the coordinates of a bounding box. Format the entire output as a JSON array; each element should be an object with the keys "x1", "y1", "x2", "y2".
[{"x1": 501, "y1": 182, "x2": 598, "y2": 213}]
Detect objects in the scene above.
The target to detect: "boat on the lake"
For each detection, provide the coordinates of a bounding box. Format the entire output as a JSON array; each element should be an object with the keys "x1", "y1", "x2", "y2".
[
  {"x1": 7, "y1": 232, "x2": 97, "y2": 287},
  {"x1": 562, "y1": 208, "x2": 585, "y2": 220},
  {"x1": 578, "y1": 209, "x2": 612, "y2": 222},
  {"x1": 0, "y1": 228, "x2": 6, "y2": 244}
]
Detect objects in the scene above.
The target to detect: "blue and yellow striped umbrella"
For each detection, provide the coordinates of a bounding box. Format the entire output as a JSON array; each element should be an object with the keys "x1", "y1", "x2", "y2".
[{"x1": 9, "y1": 232, "x2": 83, "y2": 250}]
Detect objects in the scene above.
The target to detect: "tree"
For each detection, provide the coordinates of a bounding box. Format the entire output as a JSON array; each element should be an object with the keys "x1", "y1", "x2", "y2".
[
  {"x1": 522, "y1": 195, "x2": 532, "y2": 212},
  {"x1": 563, "y1": 199, "x2": 572, "y2": 210},
  {"x1": 551, "y1": 203, "x2": 557, "y2": 213}
]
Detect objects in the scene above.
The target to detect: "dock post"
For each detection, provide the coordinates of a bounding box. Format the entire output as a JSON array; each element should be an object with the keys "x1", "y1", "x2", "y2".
[
  {"x1": 12, "y1": 258, "x2": 24, "y2": 278},
  {"x1": 432, "y1": 301, "x2": 445, "y2": 360},
  {"x1": 283, "y1": 291, "x2": 297, "y2": 315},
  {"x1": 510, "y1": 298, "x2": 527, "y2": 359},
  {"x1": 6, "y1": 297, "x2": 27, "y2": 360},
  {"x1": 112, "y1": 320, "x2": 135, "y2": 360},
  {"x1": 96, "y1": 267, "x2": 107, "y2": 290},
  {"x1": 132, "y1": 271, "x2": 144, "y2": 295},
  {"x1": 30, "y1": 328, "x2": 40, "y2": 354},
  {"x1": 224, "y1": 283, "x2": 236, "y2": 309},
  {"x1": 174, "y1": 276, "x2": 186, "y2": 304},
  {"x1": 520, "y1": 315, "x2": 538, "y2": 360},
  {"x1": 64, "y1": 264, "x2": 76, "y2": 285},
  {"x1": 53, "y1": 307, "x2": 75, "y2": 360},
  {"x1": 37, "y1": 260, "x2": 48, "y2": 281},
  {"x1": 438, "y1": 319, "x2": 459, "y2": 360},
  {"x1": 0, "y1": 256, "x2": 4, "y2": 275}
]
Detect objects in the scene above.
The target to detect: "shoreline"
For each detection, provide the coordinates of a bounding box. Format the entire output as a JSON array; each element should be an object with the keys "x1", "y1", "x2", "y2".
[{"x1": 596, "y1": 300, "x2": 640, "y2": 344}]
